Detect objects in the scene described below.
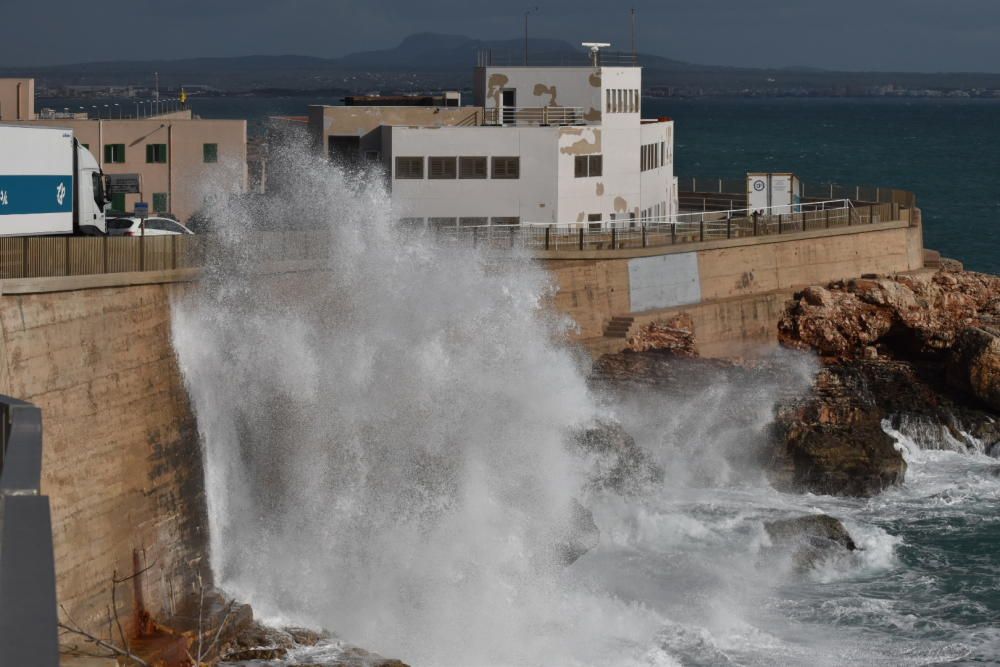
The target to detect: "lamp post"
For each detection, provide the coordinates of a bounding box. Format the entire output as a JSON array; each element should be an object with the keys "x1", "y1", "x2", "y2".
[{"x1": 524, "y1": 6, "x2": 539, "y2": 66}]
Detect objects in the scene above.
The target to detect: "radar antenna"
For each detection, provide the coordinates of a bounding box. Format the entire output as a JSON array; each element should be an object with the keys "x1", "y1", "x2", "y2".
[{"x1": 582, "y1": 42, "x2": 611, "y2": 67}]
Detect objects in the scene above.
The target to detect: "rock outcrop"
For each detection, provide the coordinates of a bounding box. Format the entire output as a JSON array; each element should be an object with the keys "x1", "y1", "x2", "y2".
[
  {"x1": 779, "y1": 266, "x2": 1000, "y2": 361},
  {"x1": 626, "y1": 313, "x2": 697, "y2": 356},
  {"x1": 948, "y1": 327, "x2": 1000, "y2": 411},
  {"x1": 770, "y1": 364, "x2": 906, "y2": 496},
  {"x1": 571, "y1": 420, "x2": 664, "y2": 495},
  {"x1": 763, "y1": 514, "x2": 857, "y2": 571}
]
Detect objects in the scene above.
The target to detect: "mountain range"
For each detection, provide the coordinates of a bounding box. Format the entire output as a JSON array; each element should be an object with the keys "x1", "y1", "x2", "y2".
[{"x1": 5, "y1": 33, "x2": 1000, "y2": 95}]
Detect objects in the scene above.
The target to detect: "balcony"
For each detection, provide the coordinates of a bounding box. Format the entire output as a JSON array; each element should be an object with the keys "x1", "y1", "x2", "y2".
[{"x1": 482, "y1": 106, "x2": 585, "y2": 127}]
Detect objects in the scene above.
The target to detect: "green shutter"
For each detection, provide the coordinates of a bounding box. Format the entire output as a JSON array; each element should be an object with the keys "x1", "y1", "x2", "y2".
[
  {"x1": 152, "y1": 193, "x2": 168, "y2": 212},
  {"x1": 105, "y1": 145, "x2": 113, "y2": 163},
  {"x1": 203, "y1": 143, "x2": 218, "y2": 163},
  {"x1": 111, "y1": 193, "x2": 125, "y2": 213},
  {"x1": 146, "y1": 145, "x2": 154, "y2": 163}
]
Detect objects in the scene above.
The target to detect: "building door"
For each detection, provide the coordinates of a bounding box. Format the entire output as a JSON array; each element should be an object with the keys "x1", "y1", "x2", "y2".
[{"x1": 502, "y1": 89, "x2": 516, "y2": 126}]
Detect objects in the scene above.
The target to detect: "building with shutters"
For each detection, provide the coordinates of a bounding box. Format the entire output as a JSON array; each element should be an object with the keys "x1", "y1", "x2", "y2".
[
  {"x1": 0, "y1": 78, "x2": 247, "y2": 223},
  {"x1": 308, "y1": 52, "x2": 676, "y2": 228}
]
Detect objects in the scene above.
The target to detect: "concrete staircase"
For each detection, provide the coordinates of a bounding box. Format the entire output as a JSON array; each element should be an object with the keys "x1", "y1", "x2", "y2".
[{"x1": 604, "y1": 315, "x2": 635, "y2": 339}]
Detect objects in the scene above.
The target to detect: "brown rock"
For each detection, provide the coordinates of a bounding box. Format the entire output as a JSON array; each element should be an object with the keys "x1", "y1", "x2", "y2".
[
  {"x1": 626, "y1": 313, "x2": 697, "y2": 356},
  {"x1": 769, "y1": 365, "x2": 906, "y2": 497},
  {"x1": 948, "y1": 327, "x2": 1000, "y2": 411},
  {"x1": 764, "y1": 514, "x2": 857, "y2": 572}
]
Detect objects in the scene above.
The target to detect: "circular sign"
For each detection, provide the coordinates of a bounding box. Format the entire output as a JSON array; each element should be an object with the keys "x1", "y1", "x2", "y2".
[{"x1": 752, "y1": 180, "x2": 766, "y2": 192}]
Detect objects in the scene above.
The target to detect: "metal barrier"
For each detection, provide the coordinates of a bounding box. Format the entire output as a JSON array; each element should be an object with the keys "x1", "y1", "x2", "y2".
[
  {"x1": 483, "y1": 106, "x2": 585, "y2": 127},
  {"x1": 0, "y1": 395, "x2": 58, "y2": 666},
  {"x1": 678, "y1": 176, "x2": 917, "y2": 208},
  {"x1": 434, "y1": 200, "x2": 905, "y2": 252}
]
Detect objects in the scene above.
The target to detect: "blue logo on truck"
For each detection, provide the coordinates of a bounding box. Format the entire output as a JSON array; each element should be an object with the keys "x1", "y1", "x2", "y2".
[{"x1": 0, "y1": 175, "x2": 74, "y2": 215}]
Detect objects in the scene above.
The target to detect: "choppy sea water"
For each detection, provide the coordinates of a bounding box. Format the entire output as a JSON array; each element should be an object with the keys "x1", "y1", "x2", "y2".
[{"x1": 157, "y1": 106, "x2": 1000, "y2": 666}]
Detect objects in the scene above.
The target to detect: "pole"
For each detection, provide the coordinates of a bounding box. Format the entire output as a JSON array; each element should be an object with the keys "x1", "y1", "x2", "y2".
[{"x1": 630, "y1": 8, "x2": 637, "y2": 64}]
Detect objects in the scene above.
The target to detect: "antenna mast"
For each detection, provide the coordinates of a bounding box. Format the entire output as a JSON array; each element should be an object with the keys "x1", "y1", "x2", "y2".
[{"x1": 630, "y1": 8, "x2": 637, "y2": 63}]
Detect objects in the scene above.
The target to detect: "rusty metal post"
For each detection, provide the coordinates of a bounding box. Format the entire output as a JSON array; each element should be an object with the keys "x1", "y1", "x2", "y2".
[
  {"x1": 752, "y1": 212, "x2": 758, "y2": 236},
  {"x1": 579, "y1": 228, "x2": 584, "y2": 250},
  {"x1": 699, "y1": 218, "x2": 704, "y2": 242},
  {"x1": 641, "y1": 225, "x2": 647, "y2": 248},
  {"x1": 544, "y1": 226, "x2": 550, "y2": 250},
  {"x1": 611, "y1": 227, "x2": 617, "y2": 249},
  {"x1": 727, "y1": 214, "x2": 732, "y2": 239}
]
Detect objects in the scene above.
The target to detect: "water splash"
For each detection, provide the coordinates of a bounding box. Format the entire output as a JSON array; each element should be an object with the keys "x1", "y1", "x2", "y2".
[{"x1": 171, "y1": 143, "x2": 666, "y2": 665}]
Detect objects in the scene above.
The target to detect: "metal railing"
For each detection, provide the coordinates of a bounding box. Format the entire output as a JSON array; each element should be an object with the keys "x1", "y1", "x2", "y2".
[
  {"x1": 476, "y1": 49, "x2": 638, "y2": 67},
  {"x1": 0, "y1": 395, "x2": 59, "y2": 666},
  {"x1": 432, "y1": 200, "x2": 905, "y2": 252},
  {"x1": 678, "y1": 176, "x2": 917, "y2": 208},
  {"x1": 483, "y1": 106, "x2": 586, "y2": 127}
]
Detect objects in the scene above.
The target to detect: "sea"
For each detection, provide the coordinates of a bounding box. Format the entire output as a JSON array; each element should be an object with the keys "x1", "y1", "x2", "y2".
[
  {"x1": 40, "y1": 94, "x2": 1000, "y2": 275},
  {"x1": 56, "y1": 93, "x2": 997, "y2": 666}
]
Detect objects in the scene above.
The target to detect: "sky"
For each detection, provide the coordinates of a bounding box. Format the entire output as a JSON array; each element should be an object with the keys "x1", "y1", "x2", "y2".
[{"x1": 3, "y1": 0, "x2": 1000, "y2": 72}]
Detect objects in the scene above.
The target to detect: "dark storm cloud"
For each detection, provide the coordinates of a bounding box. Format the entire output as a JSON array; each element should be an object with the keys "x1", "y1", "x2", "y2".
[{"x1": 3, "y1": 0, "x2": 999, "y2": 71}]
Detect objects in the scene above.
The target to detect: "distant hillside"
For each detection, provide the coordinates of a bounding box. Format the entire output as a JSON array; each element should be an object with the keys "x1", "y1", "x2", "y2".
[{"x1": 6, "y1": 33, "x2": 1000, "y2": 95}]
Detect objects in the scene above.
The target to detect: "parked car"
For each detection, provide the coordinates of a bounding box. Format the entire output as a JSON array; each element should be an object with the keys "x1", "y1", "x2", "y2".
[{"x1": 106, "y1": 217, "x2": 194, "y2": 236}]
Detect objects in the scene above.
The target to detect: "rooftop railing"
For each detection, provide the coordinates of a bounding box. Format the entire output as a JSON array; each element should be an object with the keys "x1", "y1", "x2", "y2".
[
  {"x1": 678, "y1": 176, "x2": 917, "y2": 209},
  {"x1": 476, "y1": 49, "x2": 639, "y2": 68},
  {"x1": 482, "y1": 106, "x2": 586, "y2": 127}
]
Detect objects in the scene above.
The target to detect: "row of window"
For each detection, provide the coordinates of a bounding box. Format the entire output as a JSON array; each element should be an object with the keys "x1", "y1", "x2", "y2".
[
  {"x1": 395, "y1": 156, "x2": 520, "y2": 180},
  {"x1": 574, "y1": 155, "x2": 603, "y2": 178},
  {"x1": 641, "y1": 142, "x2": 666, "y2": 172},
  {"x1": 95, "y1": 143, "x2": 219, "y2": 164},
  {"x1": 399, "y1": 217, "x2": 520, "y2": 228},
  {"x1": 606, "y1": 88, "x2": 640, "y2": 114}
]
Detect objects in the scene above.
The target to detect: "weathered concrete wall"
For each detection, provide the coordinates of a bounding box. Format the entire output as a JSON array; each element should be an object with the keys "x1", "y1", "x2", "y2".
[
  {"x1": 544, "y1": 219, "x2": 925, "y2": 357},
  {"x1": 0, "y1": 283, "x2": 207, "y2": 636}
]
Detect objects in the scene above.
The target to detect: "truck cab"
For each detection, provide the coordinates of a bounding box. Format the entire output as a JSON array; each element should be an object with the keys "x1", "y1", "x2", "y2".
[{"x1": 75, "y1": 140, "x2": 109, "y2": 234}]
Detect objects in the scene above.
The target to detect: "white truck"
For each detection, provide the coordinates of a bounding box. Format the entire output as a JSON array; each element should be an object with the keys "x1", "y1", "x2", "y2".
[{"x1": 0, "y1": 125, "x2": 108, "y2": 236}]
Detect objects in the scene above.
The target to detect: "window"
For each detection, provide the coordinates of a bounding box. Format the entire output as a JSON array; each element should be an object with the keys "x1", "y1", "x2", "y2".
[
  {"x1": 428, "y1": 157, "x2": 457, "y2": 179},
  {"x1": 203, "y1": 143, "x2": 219, "y2": 163},
  {"x1": 587, "y1": 213, "x2": 603, "y2": 230},
  {"x1": 459, "y1": 217, "x2": 487, "y2": 227},
  {"x1": 491, "y1": 217, "x2": 520, "y2": 226},
  {"x1": 574, "y1": 154, "x2": 602, "y2": 178},
  {"x1": 146, "y1": 144, "x2": 168, "y2": 163},
  {"x1": 606, "y1": 89, "x2": 613, "y2": 113},
  {"x1": 395, "y1": 156, "x2": 424, "y2": 179},
  {"x1": 459, "y1": 156, "x2": 488, "y2": 179},
  {"x1": 110, "y1": 193, "x2": 126, "y2": 212},
  {"x1": 107, "y1": 218, "x2": 134, "y2": 231},
  {"x1": 364, "y1": 150, "x2": 380, "y2": 162},
  {"x1": 428, "y1": 217, "x2": 457, "y2": 228},
  {"x1": 104, "y1": 144, "x2": 125, "y2": 163},
  {"x1": 492, "y1": 156, "x2": 520, "y2": 179},
  {"x1": 81, "y1": 143, "x2": 90, "y2": 150},
  {"x1": 152, "y1": 193, "x2": 169, "y2": 212}
]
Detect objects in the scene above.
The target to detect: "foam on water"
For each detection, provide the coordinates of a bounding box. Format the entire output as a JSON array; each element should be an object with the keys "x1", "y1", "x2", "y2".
[{"x1": 173, "y1": 147, "x2": 1000, "y2": 666}]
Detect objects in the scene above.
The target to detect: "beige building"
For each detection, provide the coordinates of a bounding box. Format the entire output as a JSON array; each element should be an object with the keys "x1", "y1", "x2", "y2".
[
  {"x1": 1, "y1": 78, "x2": 247, "y2": 223},
  {"x1": 0, "y1": 78, "x2": 35, "y2": 121}
]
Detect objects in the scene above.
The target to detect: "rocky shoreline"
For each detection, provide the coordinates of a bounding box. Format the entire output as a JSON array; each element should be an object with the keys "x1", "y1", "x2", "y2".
[{"x1": 612, "y1": 261, "x2": 999, "y2": 497}]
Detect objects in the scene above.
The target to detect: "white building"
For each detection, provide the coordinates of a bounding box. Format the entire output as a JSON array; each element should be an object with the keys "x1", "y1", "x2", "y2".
[{"x1": 311, "y1": 49, "x2": 676, "y2": 228}]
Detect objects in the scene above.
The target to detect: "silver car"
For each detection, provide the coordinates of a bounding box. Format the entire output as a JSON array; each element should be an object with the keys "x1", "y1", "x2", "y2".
[{"x1": 106, "y1": 216, "x2": 194, "y2": 236}]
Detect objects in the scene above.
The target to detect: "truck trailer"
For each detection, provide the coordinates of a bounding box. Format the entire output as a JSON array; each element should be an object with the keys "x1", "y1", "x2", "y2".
[{"x1": 0, "y1": 125, "x2": 108, "y2": 236}]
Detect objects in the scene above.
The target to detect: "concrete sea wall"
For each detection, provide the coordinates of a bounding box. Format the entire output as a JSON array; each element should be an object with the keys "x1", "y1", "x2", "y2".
[
  {"x1": 0, "y1": 283, "x2": 207, "y2": 636},
  {"x1": 543, "y1": 219, "x2": 925, "y2": 356}
]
